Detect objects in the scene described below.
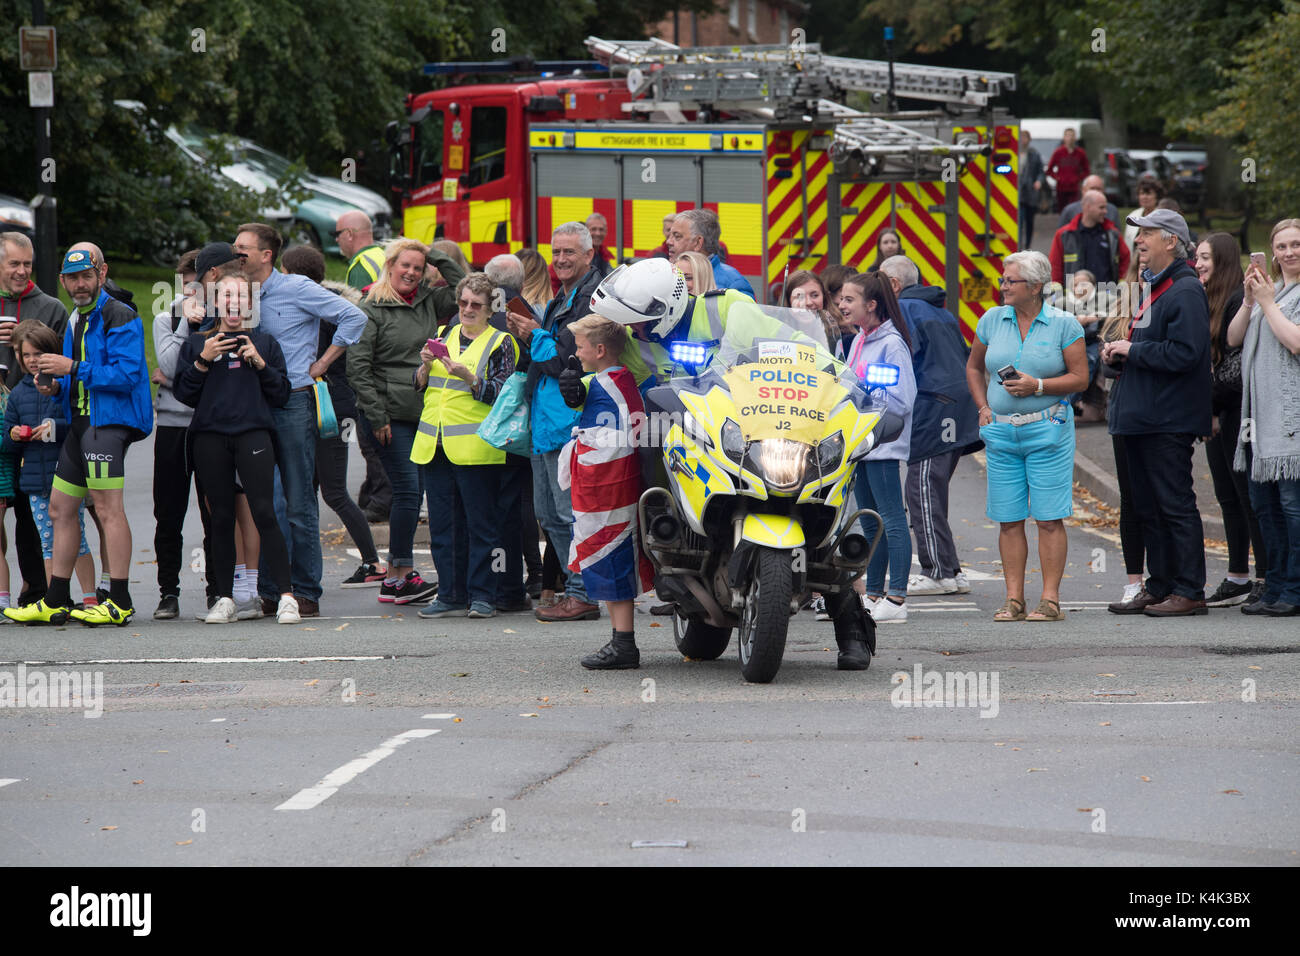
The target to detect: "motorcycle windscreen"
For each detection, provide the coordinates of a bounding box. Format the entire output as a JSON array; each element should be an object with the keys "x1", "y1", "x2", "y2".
[{"x1": 722, "y1": 340, "x2": 847, "y2": 444}]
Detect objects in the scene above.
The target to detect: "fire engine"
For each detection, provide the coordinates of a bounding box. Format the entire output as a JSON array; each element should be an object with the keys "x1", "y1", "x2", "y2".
[{"x1": 387, "y1": 36, "x2": 1020, "y2": 339}]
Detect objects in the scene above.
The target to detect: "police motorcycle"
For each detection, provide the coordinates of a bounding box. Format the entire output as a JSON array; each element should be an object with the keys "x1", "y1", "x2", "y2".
[{"x1": 630, "y1": 293, "x2": 904, "y2": 683}]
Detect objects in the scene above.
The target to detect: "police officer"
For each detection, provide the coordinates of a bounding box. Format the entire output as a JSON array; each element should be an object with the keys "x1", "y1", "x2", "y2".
[{"x1": 583, "y1": 259, "x2": 876, "y2": 670}]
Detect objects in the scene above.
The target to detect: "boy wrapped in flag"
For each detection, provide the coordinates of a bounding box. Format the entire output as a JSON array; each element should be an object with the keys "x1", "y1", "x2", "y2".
[{"x1": 557, "y1": 315, "x2": 654, "y2": 669}]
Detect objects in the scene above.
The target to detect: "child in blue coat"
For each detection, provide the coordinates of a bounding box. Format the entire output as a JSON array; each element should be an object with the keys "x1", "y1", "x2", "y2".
[{"x1": 1, "y1": 321, "x2": 97, "y2": 605}]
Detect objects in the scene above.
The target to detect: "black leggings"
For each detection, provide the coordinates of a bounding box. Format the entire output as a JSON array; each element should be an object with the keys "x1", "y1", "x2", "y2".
[
  {"x1": 315, "y1": 433, "x2": 379, "y2": 566},
  {"x1": 192, "y1": 429, "x2": 290, "y2": 599},
  {"x1": 1205, "y1": 407, "x2": 1267, "y2": 578},
  {"x1": 1111, "y1": 434, "x2": 1145, "y2": 575}
]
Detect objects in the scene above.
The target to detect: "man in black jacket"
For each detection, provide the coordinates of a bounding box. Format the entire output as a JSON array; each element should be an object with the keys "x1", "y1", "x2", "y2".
[
  {"x1": 880, "y1": 255, "x2": 982, "y2": 595},
  {"x1": 1102, "y1": 209, "x2": 1211, "y2": 616}
]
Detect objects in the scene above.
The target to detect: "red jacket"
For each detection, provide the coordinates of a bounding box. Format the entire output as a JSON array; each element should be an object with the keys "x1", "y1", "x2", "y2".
[
  {"x1": 1049, "y1": 214, "x2": 1130, "y2": 286},
  {"x1": 1047, "y1": 145, "x2": 1090, "y2": 190}
]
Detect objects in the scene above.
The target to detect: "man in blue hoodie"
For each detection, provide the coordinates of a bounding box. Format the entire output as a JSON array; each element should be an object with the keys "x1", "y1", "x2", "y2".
[
  {"x1": 1101, "y1": 209, "x2": 1211, "y2": 617},
  {"x1": 6, "y1": 246, "x2": 153, "y2": 626},
  {"x1": 879, "y1": 255, "x2": 983, "y2": 596}
]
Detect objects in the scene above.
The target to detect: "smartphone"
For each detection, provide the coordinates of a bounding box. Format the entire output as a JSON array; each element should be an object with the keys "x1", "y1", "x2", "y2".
[
  {"x1": 506, "y1": 295, "x2": 532, "y2": 318},
  {"x1": 425, "y1": 338, "x2": 450, "y2": 361},
  {"x1": 1250, "y1": 252, "x2": 1267, "y2": 275},
  {"x1": 36, "y1": 372, "x2": 54, "y2": 388},
  {"x1": 997, "y1": 364, "x2": 1019, "y2": 383}
]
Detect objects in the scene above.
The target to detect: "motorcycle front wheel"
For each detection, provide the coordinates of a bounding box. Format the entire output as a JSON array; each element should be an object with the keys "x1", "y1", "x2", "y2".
[
  {"x1": 672, "y1": 609, "x2": 731, "y2": 661},
  {"x1": 737, "y1": 547, "x2": 793, "y2": 683}
]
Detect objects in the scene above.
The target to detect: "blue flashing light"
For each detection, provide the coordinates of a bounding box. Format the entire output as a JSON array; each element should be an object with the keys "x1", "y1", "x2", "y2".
[
  {"x1": 865, "y1": 363, "x2": 900, "y2": 387},
  {"x1": 671, "y1": 342, "x2": 709, "y2": 366}
]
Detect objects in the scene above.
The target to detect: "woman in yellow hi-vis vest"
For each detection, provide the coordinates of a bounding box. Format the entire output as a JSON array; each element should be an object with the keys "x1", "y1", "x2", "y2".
[{"x1": 411, "y1": 273, "x2": 520, "y2": 619}]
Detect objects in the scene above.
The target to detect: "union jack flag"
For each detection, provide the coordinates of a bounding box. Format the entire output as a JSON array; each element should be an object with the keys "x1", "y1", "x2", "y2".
[{"x1": 559, "y1": 366, "x2": 654, "y2": 602}]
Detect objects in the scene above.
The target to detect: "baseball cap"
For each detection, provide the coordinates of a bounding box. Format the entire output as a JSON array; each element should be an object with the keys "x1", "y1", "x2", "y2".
[
  {"x1": 1126, "y1": 208, "x2": 1191, "y2": 246},
  {"x1": 60, "y1": 249, "x2": 98, "y2": 275},
  {"x1": 195, "y1": 241, "x2": 246, "y2": 278}
]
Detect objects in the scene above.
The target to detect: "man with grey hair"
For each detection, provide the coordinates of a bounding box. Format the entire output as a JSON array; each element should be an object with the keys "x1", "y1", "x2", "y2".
[
  {"x1": 878, "y1": 254, "x2": 982, "y2": 595},
  {"x1": 506, "y1": 222, "x2": 604, "y2": 622},
  {"x1": 584, "y1": 213, "x2": 613, "y2": 278},
  {"x1": 0, "y1": 231, "x2": 69, "y2": 608},
  {"x1": 1101, "y1": 208, "x2": 1210, "y2": 617},
  {"x1": 666, "y1": 209, "x2": 755, "y2": 298}
]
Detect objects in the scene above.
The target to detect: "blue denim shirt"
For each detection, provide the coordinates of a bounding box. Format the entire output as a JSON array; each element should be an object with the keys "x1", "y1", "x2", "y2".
[{"x1": 256, "y1": 269, "x2": 367, "y2": 388}]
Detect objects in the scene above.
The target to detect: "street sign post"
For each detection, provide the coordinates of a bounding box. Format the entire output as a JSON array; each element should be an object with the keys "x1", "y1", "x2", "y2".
[
  {"x1": 19, "y1": 25, "x2": 56, "y2": 70},
  {"x1": 21, "y1": 15, "x2": 58, "y2": 293}
]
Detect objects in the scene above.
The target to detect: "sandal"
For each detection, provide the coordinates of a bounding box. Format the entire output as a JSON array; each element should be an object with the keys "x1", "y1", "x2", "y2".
[
  {"x1": 1026, "y1": 598, "x2": 1064, "y2": 622},
  {"x1": 994, "y1": 597, "x2": 1026, "y2": 622}
]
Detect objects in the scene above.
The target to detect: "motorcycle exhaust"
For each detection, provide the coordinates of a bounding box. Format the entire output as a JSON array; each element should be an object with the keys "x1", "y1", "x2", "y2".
[{"x1": 837, "y1": 533, "x2": 869, "y2": 562}]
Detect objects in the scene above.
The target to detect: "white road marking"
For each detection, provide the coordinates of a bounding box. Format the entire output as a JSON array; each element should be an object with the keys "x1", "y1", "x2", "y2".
[
  {"x1": 1070, "y1": 701, "x2": 1212, "y2": 705},
  {"x1": 210, "y1": 718, "x2": 227, "y2": 723},
  {"x1": 422, "y1": 713, "x2": 457, "y2": 719},
  {"x1": 276, "y1": 728, "x2": 440, "y2": 811},
  {"x1": 0, "y1": 779, "x2": 20, "y2": 788},
  {"x1": 0, "y1": 656, "x2": 389, "y2": 666}
]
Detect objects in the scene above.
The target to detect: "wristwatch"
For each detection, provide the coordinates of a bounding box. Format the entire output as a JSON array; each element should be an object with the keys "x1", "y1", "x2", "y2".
[
  {"x1": 195, "y1": 355, "x2": 211, "y2": 370},
  {"x1": 1035, "y1": 377, "x2": 1044, "y2": 396}
]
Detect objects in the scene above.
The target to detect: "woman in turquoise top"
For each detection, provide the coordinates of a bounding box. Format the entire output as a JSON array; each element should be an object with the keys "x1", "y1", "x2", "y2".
[{"x1": 966, "y1": 251, "x2": 1089, "y2": 622}]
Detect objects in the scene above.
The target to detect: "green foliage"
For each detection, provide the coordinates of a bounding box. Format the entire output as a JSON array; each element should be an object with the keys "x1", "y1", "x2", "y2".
[{"x1": 1188, "y1": 1, "x2": 1300, "y2": 218}]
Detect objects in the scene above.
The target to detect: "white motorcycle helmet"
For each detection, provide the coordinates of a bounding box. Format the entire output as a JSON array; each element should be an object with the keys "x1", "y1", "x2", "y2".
[{"x1": 589, "y1": 259, "x2": 691, "y2": 338}]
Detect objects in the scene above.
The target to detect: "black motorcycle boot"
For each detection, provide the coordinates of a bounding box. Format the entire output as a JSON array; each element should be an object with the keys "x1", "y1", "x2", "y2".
[
  {"x1": 828, "y1": 589, "x2": 875, "y2": 670},
  {"x1": 581, "y1": 629, "x2": 640, "y2": 670}
]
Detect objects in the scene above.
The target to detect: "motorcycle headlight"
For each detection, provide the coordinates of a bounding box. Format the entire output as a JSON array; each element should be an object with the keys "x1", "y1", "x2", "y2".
[
  {"x1": 721, "y1": 418, "x2": 745, "y2": 463},
  {"x1": 812, "y1": 431, "x2": 844, "y2": 474},
  {"x1": 748, "y1": 438, "x2": 809, "y2": 490}
]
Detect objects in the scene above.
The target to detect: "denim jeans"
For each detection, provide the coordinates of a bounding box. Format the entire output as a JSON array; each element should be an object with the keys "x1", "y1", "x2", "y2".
[
  {"x1": 854, "y1": 459, "x2": 912, "y2": 599},
  {"x1": 1248, "y1": 477, "x2": 1300, "y2": 605},
  {"x1": 423, "y1": 449, "x2": 506, "y2": 607},
  {"x1": 373, "y1": 419, "x2": 423, "y2": 568},
  {"x1": 531, "y1": 448, "x2": 588, "y2": 603},
  {"x1": 259, "y1": 391, "x2": 322, "y2": 602}
]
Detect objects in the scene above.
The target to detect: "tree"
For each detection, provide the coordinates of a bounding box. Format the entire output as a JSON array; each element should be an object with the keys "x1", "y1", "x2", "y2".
[{"x1": 1188, "y1": 0, "x2": 1300, "y2": 218}]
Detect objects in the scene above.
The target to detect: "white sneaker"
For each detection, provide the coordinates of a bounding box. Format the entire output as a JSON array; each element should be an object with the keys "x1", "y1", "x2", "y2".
[
  {"x1": 860, "y1": 593, "x2": 876, "y2": 612},
  {"x1": 1120, "y1": 582, "x2": 1142, "y2": 604},
  {"x1": 869, "y1": 597, "x2": 909, "y2": 623},
  {"x1": 953, "y1": 571, "x2": 971, "y2": 594},
  {"x1": 205, "y1": 597, "x2": 238, "y2": 624},
  {"x1": 908, "y1": 573, "x2": 957, "y2": 595},
  {"x1": 813, "y1": 596, "x2": 830, "y2": 621},
  {"x1": 277, "y1": 595, "x2": 301, "y2": 624}
]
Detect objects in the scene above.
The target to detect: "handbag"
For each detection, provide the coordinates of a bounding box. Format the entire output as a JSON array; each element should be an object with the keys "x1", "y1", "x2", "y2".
[
  {"x1": 1212, "y1": 347, "x2": 1243, "y2": 394},
  {"x1": 477, "y1": 371, "x2": 531, "y2": 455},
  {"x1": 312, "y1": 378, "x2": 339, "y2": 440}
]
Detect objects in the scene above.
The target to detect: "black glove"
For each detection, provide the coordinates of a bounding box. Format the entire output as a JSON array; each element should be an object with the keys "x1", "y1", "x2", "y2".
[{"x1": 559, "y1": 354, "x2": 587, "y2": 408}]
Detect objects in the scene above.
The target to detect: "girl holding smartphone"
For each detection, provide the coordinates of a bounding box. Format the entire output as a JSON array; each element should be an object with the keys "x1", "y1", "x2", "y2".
[{"x1": 174, "y1": 270, "x2": 298, "y2": 624}]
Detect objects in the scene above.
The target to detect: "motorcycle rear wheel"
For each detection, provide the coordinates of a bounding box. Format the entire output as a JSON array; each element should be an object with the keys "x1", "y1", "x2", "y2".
[
  {"x1": 737, "y1": 547, "x2": 792, "y2": 683},
  {"x1": 672, "y1": 609, "x2": 731, "y2": 661}
]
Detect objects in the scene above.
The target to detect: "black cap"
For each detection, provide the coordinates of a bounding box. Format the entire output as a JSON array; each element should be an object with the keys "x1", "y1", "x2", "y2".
[{"x1": 195, "y1": 242, "x2": 245, "y2": 279}]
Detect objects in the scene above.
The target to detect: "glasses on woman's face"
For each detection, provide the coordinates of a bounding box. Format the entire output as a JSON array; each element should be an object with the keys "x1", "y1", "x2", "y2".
[
  {"x1": 998, "y1": 277, "x2": 1028, "y2": 287},
  {"x1": 458, "y1": 298, "x2": 485, "y2": 312}
]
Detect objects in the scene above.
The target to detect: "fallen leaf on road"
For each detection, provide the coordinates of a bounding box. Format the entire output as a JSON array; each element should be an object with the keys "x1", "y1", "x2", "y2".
[
  {"x1": 993, "y1": 742, "x2": 1005, "y2": 747},
  {"x1": 596, "y1": 801, "x2": 608, "y2": 806},
  {"x1": 175, "y1": 840, "x2": 192, "y2": 846},
  {"x1": 1099, "y1": 722, "x2": 1111, "y2": 726},
  {"x1": 304, "y1": 679, "x2": 319, "y2": 687},
  {"x1": 519, "y1": 713, "x2": 539, "y2": 718},
  {"x1": 1139, "y1": 775, "x2": 1151, "y2": 782},
  {"x1": 334, "y1": 623, "x2": 349, "y2": 631},
  {"x1": 1077, "y1": 807, "x2": 1093, "y2": 812},
  {"x1": 973, "y1": 546, "x2": 988, "y2": 551},
  {"x1": 665, "y1": 798, "x2": 678, "y2": 803},
  {"x1": 1097, "y1": 673, "x2": 1116, "y2": 677},
  {"x1": 941, "y1": 650, "x2": 953, "y2": 656},
  {"x1": 451, "y1": 673, "x2": 469, "y2": 677},
  {"x1": 156, "y1": 750, "x2": 168, "y2": 753},
  {"x1": 1248, "y1": 665, "x2": 1262, "y2": 670},
  {"x1": 100, "y1": 826, "x2": 117, "y2": 831},
  {"x1": 649, "y1": 622, "x2": 662, "y2": 627},
  {"x1": 132, "y1": 780, "x2": 143, "y2": 785},
  {"x1": 906, "y1": 736, "x2": 923, "y2": 741},
  {"x1": 1011, "y1": 747, "x2": 1021, "y2": 751},
  {"x1": 453, "y1": 718, "x2": 462, "y2": 722},
  {"x1": 1221, "y1": 789, "x2": 1242, "y2": 795},
  {"x1": 1027, "y1": 768, "x2": 1047, "y2": 773},
  {"x1": 179, "y1": 679, "x2": 193, "y2": 684},
  {"x1": 303, "y1": 627, "x2": 317, "y2": 631},
  {"x1": 503, "y1": 628, "x2": 517, "y2": 634}
]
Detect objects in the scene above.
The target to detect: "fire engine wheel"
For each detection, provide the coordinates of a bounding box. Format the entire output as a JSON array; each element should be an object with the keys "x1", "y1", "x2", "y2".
[
  {"x1": 672, "y1": 609, "x2": 731, "y2": 661},
  {"x1": 737, "y1": 547, "x2": 792, "y2": 684}
]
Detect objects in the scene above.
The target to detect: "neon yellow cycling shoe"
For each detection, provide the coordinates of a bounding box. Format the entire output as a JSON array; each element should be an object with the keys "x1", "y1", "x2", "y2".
[
  {"x1": 70, "y1": 598, "x2": 135, "y2": 627},
  {"x1": 3, "y1": 599, "x2": 74, "y2": 626}
]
